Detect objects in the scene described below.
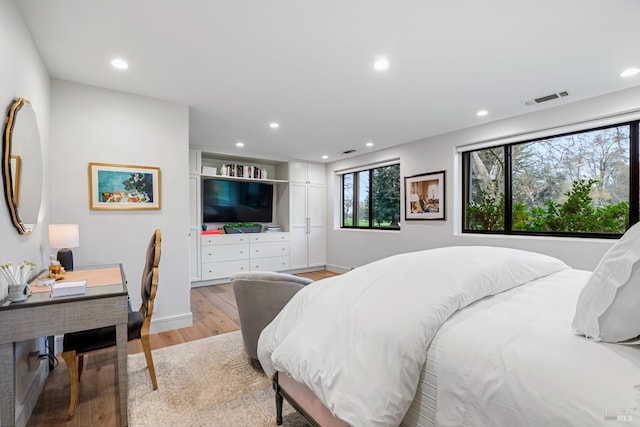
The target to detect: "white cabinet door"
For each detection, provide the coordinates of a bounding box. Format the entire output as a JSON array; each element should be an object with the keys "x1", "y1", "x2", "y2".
[
  {"x1": 289, "y1": 226, "x2": 308, "y2": 269},
  {"x1": 290, "y1": 183, "x2": 308, "y2": 226},
  {"x1": 287, "y1": 161, "x2": 326, "y2": 269},
  {"x1": 189, "y1": 230, "x2": 200, "y2": 281},
  {"x1": 189, "y1": 149, "x2": 201, "y2": 175},
  {"x1": 307, "y1": 183, "x2": 326, "y2": 266},
  {"x1": 189, "y1": 176, "x2": 199, "y2": 227},
  {"x1": 307, "y1": 184, "x2": 324, "y2": 227},
  {"x1": 306, "y1": 163, "x2": 326, "y2": 185},
  {"x1": 289, "y1": 162, "x2": 308, "y2": 183},
  {"x1": 307, "y1": 225, "x2": 326, "y2": 267}
]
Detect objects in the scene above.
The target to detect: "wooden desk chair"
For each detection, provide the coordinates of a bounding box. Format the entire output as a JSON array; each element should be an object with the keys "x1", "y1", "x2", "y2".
[{"x1": 60, "y1": 229, "x2": 161, "y2": 419}]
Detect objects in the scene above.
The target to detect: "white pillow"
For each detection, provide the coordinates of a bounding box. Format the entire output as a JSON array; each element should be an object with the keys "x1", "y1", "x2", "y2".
[{"x1": 572, "y1": 221, "x2": 640, "y2": 342}]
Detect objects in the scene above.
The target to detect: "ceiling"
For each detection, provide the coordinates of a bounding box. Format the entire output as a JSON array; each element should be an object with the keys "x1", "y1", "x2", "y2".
[{"x1": 17, "y1": 0, "x2": 640, "y2": 163}]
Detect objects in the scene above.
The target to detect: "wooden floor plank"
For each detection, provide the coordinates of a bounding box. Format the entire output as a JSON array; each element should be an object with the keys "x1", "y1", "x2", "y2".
[{"x1": 27, "y1": 270, "x2": 337, "y2": 427}]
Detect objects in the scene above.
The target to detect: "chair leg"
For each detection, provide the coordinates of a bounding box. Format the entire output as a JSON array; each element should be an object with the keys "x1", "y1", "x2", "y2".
[
  {"x1": 78, "y1": 354, "x2": 85, "y2": 379},
  {"x1": 61, "y1": 350, "x2": 80, "y2": 419},
  {"x1": 140, "y1": 335, "x2": 158, "y2": 389}
]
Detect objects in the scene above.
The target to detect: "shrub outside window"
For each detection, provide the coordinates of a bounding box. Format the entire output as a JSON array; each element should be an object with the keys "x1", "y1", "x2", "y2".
[
  {"x1": 342, "y1": 164, "x2": 400, "y2": 230},
  {"x1": 463, "y1": 122, "x2": 638, "y2": 237}
]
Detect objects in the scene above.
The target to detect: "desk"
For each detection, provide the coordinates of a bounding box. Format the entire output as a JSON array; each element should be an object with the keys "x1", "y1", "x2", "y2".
[{"x1": 0, "y1": 264, "x2": 129, "y2": 427}]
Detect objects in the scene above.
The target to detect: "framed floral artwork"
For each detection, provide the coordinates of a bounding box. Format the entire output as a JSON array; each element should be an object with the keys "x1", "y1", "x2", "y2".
[
  {"x1": 404, "y1": 170, "x2": 445, "y2": 220},
  {"x1": 89, "y1": 162, "x2": 161, "y2": 210}
]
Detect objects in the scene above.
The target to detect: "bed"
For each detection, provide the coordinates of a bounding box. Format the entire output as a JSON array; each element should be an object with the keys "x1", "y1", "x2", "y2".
[{"x1": 258, "y1": 244, "x2": 640, "y2": 427}]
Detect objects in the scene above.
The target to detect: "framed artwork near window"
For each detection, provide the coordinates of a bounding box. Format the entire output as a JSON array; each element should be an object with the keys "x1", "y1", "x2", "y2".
[
  {"x1": 89, "y1": 162, "x2": 161, "y2": 210},
  {"x1": 404, "y1": 170, "x2": 445, "y2": 220}
]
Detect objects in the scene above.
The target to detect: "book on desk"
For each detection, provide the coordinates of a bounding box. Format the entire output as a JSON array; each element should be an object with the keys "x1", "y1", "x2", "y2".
[{"x1": 51, "y1": 280, "x2": 87, "y2": 298}]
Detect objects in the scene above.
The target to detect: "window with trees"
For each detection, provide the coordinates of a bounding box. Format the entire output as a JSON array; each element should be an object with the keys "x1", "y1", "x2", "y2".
[
  {"x1": 463, "y1": 121, "x2": 639, "y2": 238},
  {"x1": 342, "y1": 163, "x2": 401, "y2": 230}
]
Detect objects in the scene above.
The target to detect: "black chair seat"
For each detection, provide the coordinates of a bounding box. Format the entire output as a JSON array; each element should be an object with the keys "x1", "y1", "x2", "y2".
[{"x1": 62, "y1": 310, "x2": 144, "y2": 354}]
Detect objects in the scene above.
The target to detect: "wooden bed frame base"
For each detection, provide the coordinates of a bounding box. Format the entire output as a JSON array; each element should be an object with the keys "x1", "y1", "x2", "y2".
[{"x1": 273, "y1": 371, "x2": 350, "y2": 427}]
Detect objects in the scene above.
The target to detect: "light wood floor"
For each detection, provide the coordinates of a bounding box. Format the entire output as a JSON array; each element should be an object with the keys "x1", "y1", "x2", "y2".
[{"x1": 26, "y1": 270, "x2": 335, "y2": 427}]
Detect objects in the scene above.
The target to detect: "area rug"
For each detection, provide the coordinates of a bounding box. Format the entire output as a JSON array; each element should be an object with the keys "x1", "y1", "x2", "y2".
[{"x1": 128, "y1": 331, "x2": 310, "y2": 427}]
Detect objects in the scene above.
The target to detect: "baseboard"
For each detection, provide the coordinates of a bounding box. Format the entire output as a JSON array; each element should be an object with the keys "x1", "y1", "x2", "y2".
[
  {"x1": 325, "y1": 264, "x2": 351, "y2": 274},
  {"x1": 150, "y1": 312, "x2": 193, "y2": 334},
  {"x1": 190, "y1": 266, "x2": 328, "y2": 288},
  {"x1": 284, "y1": 266, "x2": 326, "y2": 274}
]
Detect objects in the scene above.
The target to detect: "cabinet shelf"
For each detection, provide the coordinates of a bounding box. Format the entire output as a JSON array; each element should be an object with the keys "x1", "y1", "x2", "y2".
[{"x1": 200, "y1": 174, "x2": 288, "y2": 184}]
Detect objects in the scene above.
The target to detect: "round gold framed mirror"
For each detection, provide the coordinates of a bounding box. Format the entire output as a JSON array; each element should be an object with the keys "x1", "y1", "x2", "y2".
[{"x1": 2, "y1": 98, "x2": 43, "y2": 234}]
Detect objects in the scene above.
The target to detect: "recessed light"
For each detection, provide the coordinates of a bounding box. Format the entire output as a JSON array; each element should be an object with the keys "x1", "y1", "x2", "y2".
[
  {"x1": 373, "y1": 56, "x2": 389, "y2": 71},
  {"x1": 322, "y1": 155, "x2": 328, "y2": 159},
  {"x1": 111, "y1": 58, "x2": 129, "y2": 70},
  {"x1": 620, "y1": 67, "x2": 640, "y2": 78},
  {"x1": 476, "y1": 109, "x2": 489, "y2": 117},
  {"x1": 236, "y1": 142, "x2": 244, "y2": 148},
  {"x1": 366, "y1": 142, "x2": 374, "y2": 147},
  {"x1": 270, "y1": 122, "x2": 280, "y2": 129}
]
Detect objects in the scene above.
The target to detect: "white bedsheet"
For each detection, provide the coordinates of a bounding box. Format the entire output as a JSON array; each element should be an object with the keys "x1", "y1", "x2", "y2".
[
  {"x1": 258, "y1": 246, "x2": 569, "y2": 427},
  {"x1": 402, "y1": 268, "x2": 640, "y2": 427}
]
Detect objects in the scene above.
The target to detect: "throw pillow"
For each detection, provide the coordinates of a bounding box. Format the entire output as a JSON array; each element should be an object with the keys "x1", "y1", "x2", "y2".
[{"x1": 572, "y1": 221, "x2": 640, "y2": 342}]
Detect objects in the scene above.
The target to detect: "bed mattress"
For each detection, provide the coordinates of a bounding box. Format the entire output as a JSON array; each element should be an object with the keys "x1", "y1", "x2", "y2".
[{"x1": 402, "y1": 268, "x2": 640, "y2": 426}]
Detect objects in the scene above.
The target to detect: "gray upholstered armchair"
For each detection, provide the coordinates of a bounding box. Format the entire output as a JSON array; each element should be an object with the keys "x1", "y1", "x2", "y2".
[{"x1": 231, "y1": 271, "x2": 313, "y2": 367}]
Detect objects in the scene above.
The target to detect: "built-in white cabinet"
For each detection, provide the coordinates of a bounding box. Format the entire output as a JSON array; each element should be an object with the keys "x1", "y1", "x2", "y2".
[
  {"x1": 201, "y1": 233, "x2": 290, "y2": 280},
  {"x1": 289, "y1": 162, "x2": 326, "y2": 269},
  {"x1": 189, "y1": 149, "x2": 327, "y2": 285}
]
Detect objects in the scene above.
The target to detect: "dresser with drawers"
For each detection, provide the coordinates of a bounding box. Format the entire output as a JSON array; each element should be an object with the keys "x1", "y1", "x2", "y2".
[{"x1": 200, "y1": 232, "x2": 290, "y2": 280}]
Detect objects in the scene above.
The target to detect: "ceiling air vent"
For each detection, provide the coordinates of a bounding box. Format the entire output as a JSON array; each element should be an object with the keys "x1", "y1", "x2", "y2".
[
  {"x1": 525, "y1": 91, "x2": 569, "y2": 106},
  {"x1": 342, "y1": 149, "x2": 357, "y2": 154}
]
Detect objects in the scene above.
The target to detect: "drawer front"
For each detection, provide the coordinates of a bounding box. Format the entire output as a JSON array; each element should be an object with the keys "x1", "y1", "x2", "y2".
[
  {"x1": 202, "y1": 234, "x2": 249, "y2": 246},
  {"x1": 250, "y1": 232, "x2": 290, "y2": 243},
  {"x1": 250, "y1": 256, "x2": 290, "y2": 272},
  {"x1": 201, "y1": 243, "x2": 249, "y2": 263},
  {"x1": 251, "y1": 241, "x2": 290, "y2": 259},
  {"x1": 201, "y1": 260, "x2": 250, "y2": 280}
]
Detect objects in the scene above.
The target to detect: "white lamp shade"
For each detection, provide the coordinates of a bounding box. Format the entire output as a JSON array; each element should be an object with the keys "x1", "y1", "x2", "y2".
[
  {"x1": 49, "y1": 224, "x2": 80, "y2": 248},
  {"x1": 409, "y1": 193, "x2": 419, "y2": 202}
]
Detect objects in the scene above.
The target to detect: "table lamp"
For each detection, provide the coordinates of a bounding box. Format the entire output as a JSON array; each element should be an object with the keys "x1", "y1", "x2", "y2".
[{"x1": 49, "y1": 224, "x2": 80, "y2": 271}]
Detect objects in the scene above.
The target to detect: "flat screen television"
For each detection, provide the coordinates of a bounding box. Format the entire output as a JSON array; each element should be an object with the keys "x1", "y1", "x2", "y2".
[{"x1": 202, "y1": 178, "x2": 274, "y2": 223}]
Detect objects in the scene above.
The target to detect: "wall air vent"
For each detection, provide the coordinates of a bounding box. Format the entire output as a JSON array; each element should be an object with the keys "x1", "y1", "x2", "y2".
[
  {"x1": 525, "y1": 91, "x2": 569, "y2": 106},
  {"x1": 342, "y1": 149, "x2": 357, "y2": 154}
]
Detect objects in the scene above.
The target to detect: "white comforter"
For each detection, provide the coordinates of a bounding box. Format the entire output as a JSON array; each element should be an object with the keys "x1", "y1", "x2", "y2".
[
  {"x1": 426, "y1": 268, "x2": 640, "y2": 427},
  {"x1": 258, "y1": 246, "x2": 569, "y2": 426}
]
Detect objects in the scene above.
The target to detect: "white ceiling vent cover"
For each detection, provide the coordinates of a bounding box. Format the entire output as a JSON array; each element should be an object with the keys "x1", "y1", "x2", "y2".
[{"x1": 525, "y1": 91, "x2": 569, "y2": 105}]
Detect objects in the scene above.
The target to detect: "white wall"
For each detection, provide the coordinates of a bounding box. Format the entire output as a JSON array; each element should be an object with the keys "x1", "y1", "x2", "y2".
[
  {"x1": 50, "y1": 80, "x2": 192, "y2": 332},
  {"x1": 0, "y1": 1, "x2": 51, "y2": 425},
  {"x1": 326, "y1": 86, "x2": 640, "y2": 272}
]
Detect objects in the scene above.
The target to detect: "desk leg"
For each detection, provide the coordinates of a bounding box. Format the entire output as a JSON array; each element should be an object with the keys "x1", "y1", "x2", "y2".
[
  {"x1": 0, "y1": 342, "x2": 15, "y2": 427},
  {"x1": 115, "y1": 323, "x2": 128, "y2": 426}
]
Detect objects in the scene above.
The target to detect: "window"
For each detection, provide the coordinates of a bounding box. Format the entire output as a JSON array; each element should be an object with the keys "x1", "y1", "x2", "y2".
[
  {"x1": 463, "y1": 121, "x2": 639, "y2": 238},
  {"x1": 342, "y1": 163, "x2": 401, "y2": 229}
]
